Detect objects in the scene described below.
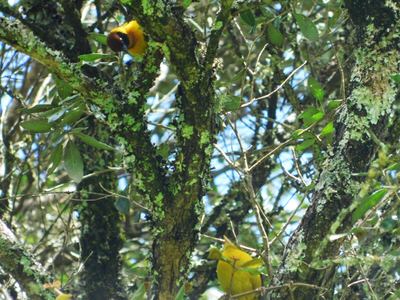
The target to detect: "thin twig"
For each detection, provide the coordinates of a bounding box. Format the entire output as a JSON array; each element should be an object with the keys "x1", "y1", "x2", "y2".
[{"x1": 241, "y1": 61, "x2": 307, "y2": 108}]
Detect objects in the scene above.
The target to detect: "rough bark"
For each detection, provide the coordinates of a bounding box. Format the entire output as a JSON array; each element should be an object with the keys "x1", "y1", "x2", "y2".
[{"x1": 272, "y1": 1, "x2": 399, "y2": 298}]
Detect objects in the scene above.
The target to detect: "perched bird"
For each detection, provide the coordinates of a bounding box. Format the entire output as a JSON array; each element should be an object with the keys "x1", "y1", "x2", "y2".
[
  {"x1": 211, "y1": 238, "x2": 262, "y2": 300},
  {"x1": 107, "y1": 20, "x2": 147, "y2": 56}
]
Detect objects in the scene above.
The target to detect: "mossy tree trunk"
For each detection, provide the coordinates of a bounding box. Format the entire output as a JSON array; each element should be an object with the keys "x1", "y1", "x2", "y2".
[{"x1": 272, "y1": 1, "x2": 399, "y2": 298}]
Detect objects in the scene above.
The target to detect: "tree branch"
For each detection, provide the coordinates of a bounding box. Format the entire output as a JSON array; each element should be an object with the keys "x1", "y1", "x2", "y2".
[{"x1": 0, "y1": 220, "x2": 54, "y2": 299}]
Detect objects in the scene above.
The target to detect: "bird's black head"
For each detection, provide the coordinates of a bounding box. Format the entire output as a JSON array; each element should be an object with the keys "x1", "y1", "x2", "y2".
[{"x1": 107, "y1": 32, "x2": 130, "y2": 52}]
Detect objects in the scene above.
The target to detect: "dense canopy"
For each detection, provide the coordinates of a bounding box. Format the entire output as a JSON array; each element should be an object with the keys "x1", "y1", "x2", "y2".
[{"x1": 0, "y1": 1, "x2": 399, "y2": 299}]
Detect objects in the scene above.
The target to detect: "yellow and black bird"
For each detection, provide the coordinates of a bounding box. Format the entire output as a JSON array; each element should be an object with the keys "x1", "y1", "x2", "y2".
[{"x1": 107, "y1": 20, "x2": 147, "y2": 56}]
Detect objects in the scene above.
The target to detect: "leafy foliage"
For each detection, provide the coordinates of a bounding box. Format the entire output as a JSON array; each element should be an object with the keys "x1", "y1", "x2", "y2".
[{"x1": 0, "y1": 1, "x2": 398, "y2": 299}]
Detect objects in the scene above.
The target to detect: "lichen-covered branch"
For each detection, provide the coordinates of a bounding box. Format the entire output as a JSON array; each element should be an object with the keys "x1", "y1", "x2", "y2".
[
  {"x1": 126, "y1": 2, "x2": 237, "y2": 298},
  {"x1": 0, "y1": 14, "x2": 166, "y2": 296},
  {"x1": 0, "y1": 220, "x2": 54, "y2": 299},
  {"x1": 272, "y1": 1, "x2": 399, "y2": 298}
]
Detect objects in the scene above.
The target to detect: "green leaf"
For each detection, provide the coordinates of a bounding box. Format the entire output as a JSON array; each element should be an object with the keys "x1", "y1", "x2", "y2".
[
  {"x1": 298, "y1": 107, "x2": 325, "y2": 126},
  {"x1": 391, "y1": 73, "x2": 400, "y2": 84},
  {"x1": 157, "y1": 144, "x2": 170, "y2": 160},
  {"x1": 213, "y1": 21, "x2": 223, "y2": 30},
  {"x1": 241, "y1": 10, "x2": 256, "y2": 27},
  {"x1": 381, "y1": 217, "x2": 397, "y2": 231},
  {"x1": 74, "y1": 132, "x2": 114, "y2": 151},
  {"x1": 55, "y1": 78, "x2": 74, "y2": 99},
  {"x1": 47, "y1": 143, "x2": 63, "y2": 175},
  {"x1": 220, "y1": 95, "x2": 241, "y2": 112},
  {"x1": 294, "y1": 13, "x2": 319, "y2": 42},
  {"x1": 61, "y1": 108, "x2": 85, "y2": 125},
  {"x1": 308, "y1": 77, "x2": 325, "y2": 102},
  {"x1": 59, "y1": 94, "x2": 81, "y2": 105},
  {"x1": 182, "y1": 0, "x2": 192, "y2": 9},
  {"x1": 63, "y1": 141, "x2": 84, "y2": 183},
  {"x1": 387, "y1": 162, "x2": 400, "y2": 171},
  {"x1": 352, "y1": 189, "x2": 388, "y2": 223},
  {"x1": 131, "y1": 283, "x2": 146, "y2": 300},
  {"x1": 320, "y1": 121, "x2": 334, "y2": 137},
  {"x1": 88, "y1": 32, "x2": 107, "y2": 45},
  {"x1": 78, "y1": 53, "x2": 117, "y2": 62},
  {"x1": 174, "y1": 286, "x2": 185, "y2": 300},
  {"x1": 296, "y1": 138, "x2": 315, "y2": 152},
  {"x1": 388, "y1": 288, "x2": 400, "y2": 300},
  {"x1": 20, "y1": 118, "x2": 52, "y2": 133},
  {"x1": 114, "y1": 198, "x2": 130, "y2": 214},
  {"x1": 327, "y1": 99, "x2": 342, "y2": 110},
  {"x1": 48, "y1": 108, "x2": 67, "y2": 123},
  {"x1": 20, "y1": 104, "x2": 54, "y2": 114},
  {"x1": 291, "y1": 129, "x2": 305, "y2": 139},
  {"x1": 267, "y1": 24, "x2": 284, "y2": 47}
]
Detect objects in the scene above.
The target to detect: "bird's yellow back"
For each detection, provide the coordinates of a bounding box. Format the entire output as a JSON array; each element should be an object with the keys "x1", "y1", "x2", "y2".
[{"x1": 216, "y1": 244, "x2": 262, "y2": 300}]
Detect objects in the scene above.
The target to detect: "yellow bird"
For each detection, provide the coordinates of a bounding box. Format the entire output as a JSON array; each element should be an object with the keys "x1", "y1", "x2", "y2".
[
  {"x1": 215, "y1": 239, "x2": 262, "y2": 300},
  {"x1": 107, "y1": 20, "x2": 147, "y2": 56}
]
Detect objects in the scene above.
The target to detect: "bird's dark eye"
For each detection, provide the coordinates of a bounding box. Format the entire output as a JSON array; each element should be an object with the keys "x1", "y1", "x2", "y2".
[{"x1": 107, "y1": 32, "x2": 129, "y2": 52}]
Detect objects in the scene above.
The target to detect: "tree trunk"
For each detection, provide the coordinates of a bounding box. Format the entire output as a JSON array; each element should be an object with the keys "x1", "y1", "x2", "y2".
[{"x1": 271, "y1": 1, "x2": 400, "y2": 298}]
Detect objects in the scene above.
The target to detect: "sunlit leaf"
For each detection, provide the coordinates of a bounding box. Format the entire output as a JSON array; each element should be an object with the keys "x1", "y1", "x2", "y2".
[
  {"x1": 308, "y1": 77, "x2": 325, "y2": 103},
  {"x1": 320, "y1": 121, "x2": 334, "y2": 137}
]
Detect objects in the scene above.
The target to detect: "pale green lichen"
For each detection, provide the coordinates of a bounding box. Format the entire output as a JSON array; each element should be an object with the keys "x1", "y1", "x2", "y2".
[
  {"x1": 141, "y1": 0, "x2": 165, "y2": 16},
  {"x1": 200, "y1": 131, "x2": 210, "y2": 145},
  {"x1": 154, "y1": 192, "x2": 164, "y2": 210},
  {"x1": 352, "y1": 87, "x2": 392, "y2": 125},
  {"x1": 181, "y1": 125, "x2": 194, "y2": 139},
  {"x1": 286, "y1": 234, "x2": 307, "y2": 273}
]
